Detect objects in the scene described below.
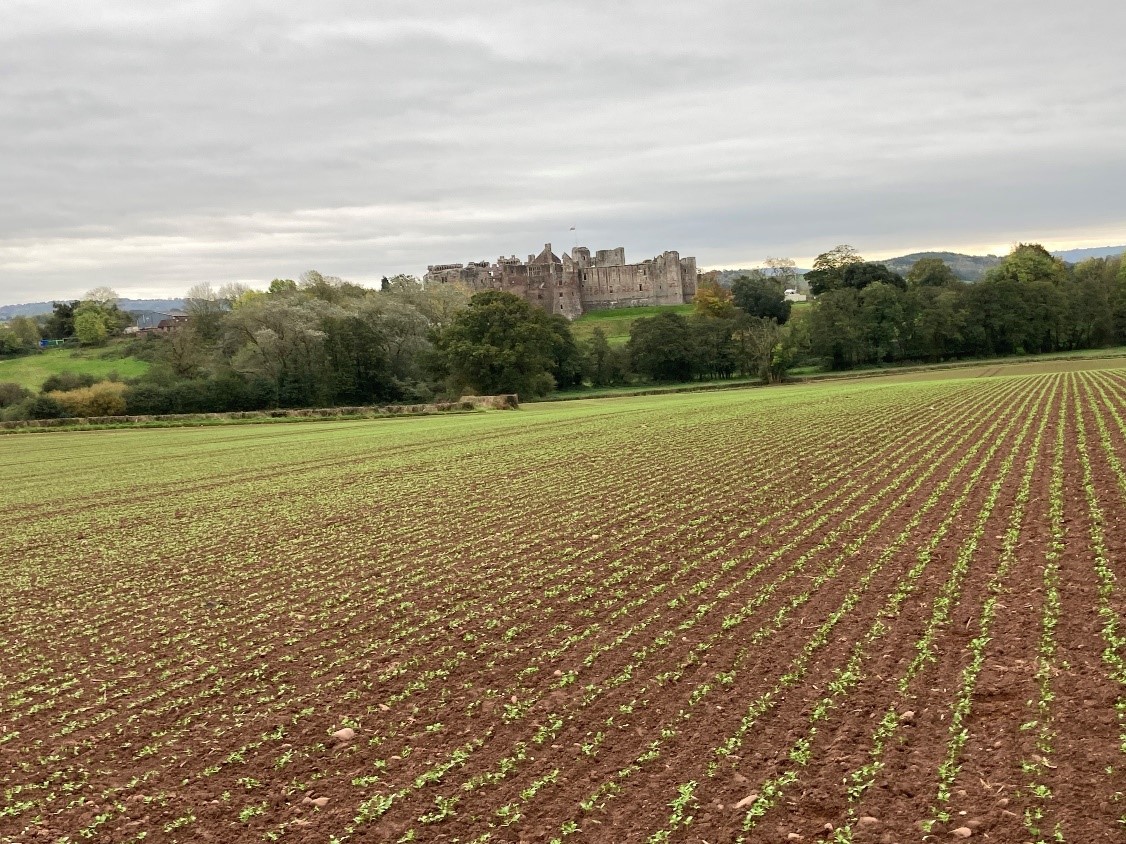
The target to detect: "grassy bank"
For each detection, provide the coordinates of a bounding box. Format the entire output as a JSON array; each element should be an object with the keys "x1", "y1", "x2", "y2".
[
  {"x1": 570, "y1": 304, "x2": 695, "y2": 347},
  {"x1": 0, "y1": 345, "x2": 150, "y2": 390}
]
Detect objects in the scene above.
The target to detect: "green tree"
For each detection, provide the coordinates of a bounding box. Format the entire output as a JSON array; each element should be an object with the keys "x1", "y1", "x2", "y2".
[
  {"x1": 907, "y1": 257, "x2": 959, "y2": 288},
  {"x1": 0, "y1": 327, "x2": 26, "y2": 355},
  {"x1": 1112, "y1": 255, "x2": 1126, "y2": 343},
  {"x1": 321, "y1": 307, "x2": 397, "y2": 404},
  {"x1": 808, "y1": 288, "x2": 864, "y2": 369},
  {"x1": 45, "y1": 301, "x2": 78, "y2": 339},
  {"x1": 840, "y1": 262, "x2": 907, "y2": 292},
  {"x1": 78, "y1": 288, "x2": 132, "y2": 336},
  {"x1": 1023, "y1": 279, "x2": 1066, "y2": 353},
  {"x1": 962, "y1": 277, "x2": 1031, "y2": 355},
  {"x1": 689, "y1": 314, "x2": 737, "y2": 379},
  {"x1": 985, "y1": 243, "x2": 1067, "y2": 286},
  {"x1": 382, "y1": 274, "x2": 469, "y2": 334},
  {"x1": 805, "y1": 244, "x2": 863, "y2": 295},
  {"x1": 300, "y1": 270, "x2": 369, "y2": 304},
  {"x1": 730, "y1": 272, "x2": 791, "y2": 323},
  {"x1": 432, "y1": 291, "x2": 560, "y2": 398},
  {"x1": 224, "y1": 296, "x2": 334, "y2": 406},
  {"x1": 0, "y1": 382, "x2": 31, "y2": 408},
  {"x1": 583, "y1": 328, "x2": 629, "y2": 387},
  {"x1": 1065, "y1": 257, "x2": 1117, "y2": 348},
  {"x1": 546, "y1": 314, "x2": 585, "y2": 390},
  {"x1": 74, "y1": 309, "x2": 109, "y2": 345},
  {"x1": 364, "y1": 296, "x2": 431, "y2": 382},
  {"x1": 584, "y1": 327, "x2": 613, "y2": 386},
  {"x1": 908, "y1": 286, "x2": 963, "y2": 360},
  {"x1": 627, "y1": 311, "x2": 695, "y2": 382},
  {"x1": 858, "y1": 282, "x2": 908, "y2": 362},
  {"x1": 732, "y1": 314, "x2": 783, "y2": 382},
  {"x1": 268, "y1": 278, "x2": 298, "y2": 295},
  {"x1": 7, "y1": 315, "x2": 41, "y2": 349},
  {"x1": 40, "y1": 372, "x2": 97, "y2": 393}
]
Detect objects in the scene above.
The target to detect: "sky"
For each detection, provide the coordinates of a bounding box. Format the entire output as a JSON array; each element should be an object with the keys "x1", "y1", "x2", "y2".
[{"x1": 2, "y1": 0, "x2": 1125, "y2": 303}]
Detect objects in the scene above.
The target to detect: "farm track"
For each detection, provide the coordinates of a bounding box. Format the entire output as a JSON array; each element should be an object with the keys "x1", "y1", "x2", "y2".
[{"x1": 1, "y1": 370, "x2": 1123, "y2": 843}]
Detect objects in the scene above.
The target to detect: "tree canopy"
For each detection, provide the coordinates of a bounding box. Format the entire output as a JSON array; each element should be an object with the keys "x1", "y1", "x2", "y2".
[
  {"x1": 432, "y1": 290, "x2": 562, "y2": 398},
  {"x1": 731, "y1": 272, "x2": 791, "y2": 324},
  {"x1": 627, "y1": 311, "x2": 696, "y2": 382},
  {"x1": 805, "y1": 244, "x2": 1126, "y2": 368}
]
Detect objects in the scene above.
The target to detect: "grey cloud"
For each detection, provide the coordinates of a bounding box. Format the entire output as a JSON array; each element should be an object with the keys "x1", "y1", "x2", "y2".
[{"x1": 1, "y1": 0, "x2": 1124, "y2": 302}]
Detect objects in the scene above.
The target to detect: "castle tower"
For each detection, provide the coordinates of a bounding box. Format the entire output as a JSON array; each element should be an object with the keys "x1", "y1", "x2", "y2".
[{"x1": 423, "y1": 243, "x2": 697, "y2": 318}]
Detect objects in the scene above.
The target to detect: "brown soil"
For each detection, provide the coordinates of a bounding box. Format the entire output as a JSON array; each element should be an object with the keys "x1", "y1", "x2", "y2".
[{"x1": 1, "y1": 373, "x2": 1122, "y2": 844}]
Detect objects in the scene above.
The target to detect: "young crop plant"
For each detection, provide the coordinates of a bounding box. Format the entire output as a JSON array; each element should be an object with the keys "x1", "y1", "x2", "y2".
[
  {"x1": 838, "y1": 385, "x2": 1050, "y2": 835},
  {"x1": 1071, "y1": 380, "x2": 1126, "y2": 786},
  {"x1": 5, "y1": 369, "x2": 1123, "y2": 841},
  {"x1": 713, "y1": 380, "x2": 1040, "y2": 782},
  {"x1": 922, "y1": 392, "x2": 1052, "y2": 831},
  {"x1": 471, "y1": 379, "x2": 1033, "y2": 841},
  {"x1": 419, "y1": 794, "x2": 459, "y2": 824},
  {"x1": 735, "y1": 382, "x2": 1047, "y2": 838}
]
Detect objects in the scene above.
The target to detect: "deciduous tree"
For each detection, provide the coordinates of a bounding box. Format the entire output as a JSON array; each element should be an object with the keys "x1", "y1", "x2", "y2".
[
  {"x1": 693, "y1": 274, "x2": 737, "y2": 318},
  {"x1": 627, "y1": 311, "x2": 694, "y2": 382},
  {"x1": 805, "y1": 244, "x2": 863, "y2": 295},
  {"x1": 731, "y1": 272, "x2": 791, "y2": 324},
  {"x1": 74, "y1": 309, "x2": 109, "y2": 345},
  {"x1": 907, "y1": 257, "x2": 959, "y2": 288},
  {"x1": 432, "y1": 291, "x2": 561, "y2": 398}
]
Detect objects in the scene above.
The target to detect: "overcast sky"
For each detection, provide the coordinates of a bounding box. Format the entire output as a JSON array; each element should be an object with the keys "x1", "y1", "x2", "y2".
[{"x1": 2, "y1": 0, "x2": 1124, "y2": 303}]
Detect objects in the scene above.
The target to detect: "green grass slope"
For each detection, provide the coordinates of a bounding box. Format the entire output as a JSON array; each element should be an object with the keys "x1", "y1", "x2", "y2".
[
  {"x1": 571, "y1": 304, "x2": 695, "y2": 346},
  {"x1": 0, "y1": 346, "x2": 149, "y2": 390}
]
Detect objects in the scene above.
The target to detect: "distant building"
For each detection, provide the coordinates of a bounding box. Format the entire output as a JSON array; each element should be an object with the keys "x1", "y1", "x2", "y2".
[
  {"x1": 131, "y1": 310, "x2": 189, "y2": 332},
  {"x1": 424, "y1": 244, "x2": 698, "y2": 319}
]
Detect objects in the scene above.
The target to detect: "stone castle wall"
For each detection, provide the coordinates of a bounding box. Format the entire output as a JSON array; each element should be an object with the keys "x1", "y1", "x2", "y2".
[{"x1": 424, "y1": 244, "x2": 697, "y2": 319}]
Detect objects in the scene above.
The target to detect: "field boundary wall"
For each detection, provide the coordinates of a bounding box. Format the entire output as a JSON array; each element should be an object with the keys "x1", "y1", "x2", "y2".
[{"x1": 0, "y1": 394, "x2": 519, "y2": 432}]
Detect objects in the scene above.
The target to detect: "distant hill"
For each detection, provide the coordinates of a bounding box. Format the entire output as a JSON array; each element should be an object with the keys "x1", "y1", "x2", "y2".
[
  {"x1": 878, "y1": 246, "x2": 1125, "y2": 281},
  {"x1": 877, "y1": 252, "x2": 1003, "y2": 282},
  {"x1": 1050, "y1": 245, "x2": 1125, "y2": 263},
  {"x1": 0, "y1": 298, "x2": 186, "y2": 320}
]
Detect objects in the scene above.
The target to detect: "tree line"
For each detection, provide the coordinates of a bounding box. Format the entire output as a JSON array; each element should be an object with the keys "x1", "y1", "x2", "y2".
[
  {"x1": 802, "y1": 244, "x2": 1126, "y2": 368},
  {"x1": 1, "y1": 243, "x2": 1124, "y2": 420}
]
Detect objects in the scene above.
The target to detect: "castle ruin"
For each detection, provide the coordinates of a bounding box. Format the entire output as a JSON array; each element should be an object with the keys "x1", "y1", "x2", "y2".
[{"x1": 424, "y1": 244, "x2": 698, "y2": 319}]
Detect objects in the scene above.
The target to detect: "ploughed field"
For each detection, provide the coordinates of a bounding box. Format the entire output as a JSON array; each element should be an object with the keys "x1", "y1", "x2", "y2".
[{"x1": 2, "y1": 367, "x2": 1124, "y2": 843}]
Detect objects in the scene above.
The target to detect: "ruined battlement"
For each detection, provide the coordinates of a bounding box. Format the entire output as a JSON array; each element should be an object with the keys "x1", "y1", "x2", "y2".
[{"x1": 424, "y1": 243, "x2": 697, "y2": 319}]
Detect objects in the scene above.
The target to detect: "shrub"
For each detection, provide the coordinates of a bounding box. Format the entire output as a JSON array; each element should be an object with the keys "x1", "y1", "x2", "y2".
[
  {"x1": 47, "y1": 382, "x2": 128, "y2": 417},
  {"x1": 123, "y1": 382, "x2": 175, "y2": 415},
  {"x1": 40, "y1": 371, "x2": 98, "y2": 393},
  {"x1": 124, "y1": 375, "x2": 278, "y2": 415},
  {"x1": 0, "y1": 382, "x2": 31, "y2": 408},
  {"x1": 2, "y1": 394, "x2": 67, "y2": 420}
]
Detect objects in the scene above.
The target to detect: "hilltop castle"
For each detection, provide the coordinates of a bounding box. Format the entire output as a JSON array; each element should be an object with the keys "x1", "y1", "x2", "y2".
[{"x1": 424, "y1": 244, "x2": 698, "y2": 319}]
